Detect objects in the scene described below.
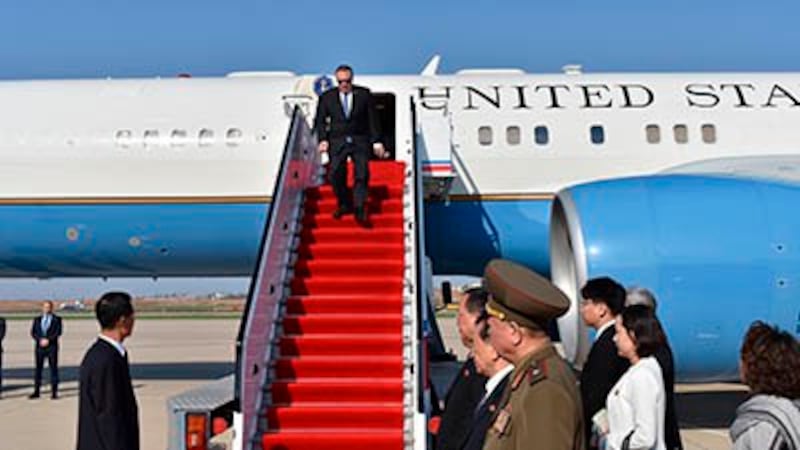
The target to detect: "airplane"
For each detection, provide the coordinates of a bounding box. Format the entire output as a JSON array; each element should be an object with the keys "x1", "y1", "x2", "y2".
[{"x1": 0, "y1": 56, "x2": 799, "y2": 382}]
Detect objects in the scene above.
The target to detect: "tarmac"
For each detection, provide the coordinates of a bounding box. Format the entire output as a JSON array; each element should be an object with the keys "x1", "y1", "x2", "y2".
[{"x1": 0, "y1": 315, "x2": 742, "y2": 450}]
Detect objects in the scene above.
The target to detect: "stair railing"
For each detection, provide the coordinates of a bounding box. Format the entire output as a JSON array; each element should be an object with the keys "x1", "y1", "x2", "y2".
[{"x1": 235, "y1": 106, "x2": 320, "y2": 450}]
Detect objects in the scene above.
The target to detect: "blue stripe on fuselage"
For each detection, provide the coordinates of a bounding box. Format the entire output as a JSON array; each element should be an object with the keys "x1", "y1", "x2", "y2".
[{"x1": 0, "y1": 199, "x2": 554, "y2": 278}]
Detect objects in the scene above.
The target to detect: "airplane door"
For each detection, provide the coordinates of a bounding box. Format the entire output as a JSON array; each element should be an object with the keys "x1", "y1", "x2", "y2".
[{"x1": 414, "y1": 101, "x2": 456, "y2": 199}]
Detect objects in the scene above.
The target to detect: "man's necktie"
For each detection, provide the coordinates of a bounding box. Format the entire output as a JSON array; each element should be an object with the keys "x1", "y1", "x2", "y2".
[
  {"x1": 42, "y1": 315, "x2": 50, "y2": 333},
  {"x1": 342, "y1": 93, "x2": 350, "y2": 119}
]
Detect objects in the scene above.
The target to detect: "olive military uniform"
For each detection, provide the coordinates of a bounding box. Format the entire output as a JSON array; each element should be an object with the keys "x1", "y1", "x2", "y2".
[{"x1": 480, "y1": 259, "x2": 585, "y2": 450}]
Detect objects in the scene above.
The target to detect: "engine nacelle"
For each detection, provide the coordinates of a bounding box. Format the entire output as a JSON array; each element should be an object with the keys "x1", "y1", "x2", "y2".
[{"x1": 550, "y1": 173, "x2": 800, "y2": 382}]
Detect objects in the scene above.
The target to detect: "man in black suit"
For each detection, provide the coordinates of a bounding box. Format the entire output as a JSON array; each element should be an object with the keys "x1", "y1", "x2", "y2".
[
  {"x1": 313, "y1": 64, "x2": 385, "y2": 223},
  {"x1": 461, "y1": 315, "x2": 513, "y2": 450},
  {"x1": 0, "y1": 315, "x2": 5, "y2": 398},
  {"x1": 30, "y1": 300, "x2": 62, "y2": 399},
  {"x1": 77, "y1": 291, "x2": 139, "y2": 450},
  {"x1": 435, "y1": 287, "x2": 488, "y2": 450},
  {"x1": 627, "y1": 287, "x2": 684, "y2": 450},
  {"x1": 579, "y1": 277, "x2": 630, "y2": 449}
]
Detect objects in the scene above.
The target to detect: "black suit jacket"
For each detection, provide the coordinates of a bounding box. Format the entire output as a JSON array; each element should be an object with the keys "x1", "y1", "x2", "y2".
[
  {"x1": 580, "y1": 324, "x2": 630, "y2": 447},
  {"x1": 655, "y1": 343, "x2": 683, "y2": 450},
  {"x1": 313, "y1": 86, "x2": 381, "y2": 151},
  {"x1": 31, "y1": 314, "x2": 62, "y2": 350},
  {"x1": 461, "y1": 371, "x2": 510, "y2": 450},
  {"x1": 0, "y1": 317, "x2": 5, "y2": 352},
  {"x1": 77, "y1": 339, "x2": 139, "y2": 450},
  {"x1": 437, "y1": 357, "x2": 487, "y2": 450}
]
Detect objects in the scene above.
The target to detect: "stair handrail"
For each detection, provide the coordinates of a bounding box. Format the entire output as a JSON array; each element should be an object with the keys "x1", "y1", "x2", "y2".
[{"x1": 235, "y1": 106, "x2": 320, "y2": 450}]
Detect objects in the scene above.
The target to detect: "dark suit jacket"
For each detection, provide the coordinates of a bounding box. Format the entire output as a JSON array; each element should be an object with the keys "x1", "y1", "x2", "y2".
[
  {"x1": 580, "y1": 324, "x2": 630, "y2": 447},
  {"x1": 461, "y1": 371, "x2": 510, "y2": 450},
  {"x1": 437, "y1": 357, "x2": 487, "y2": 450},
  {"x1": 77, "y1": 339, "x2": 139, "y2": 450},
  {"x1": 0, "y1": 317, "x2": 5, "y2": 352},
  {"x1": 31, "y1": 314, "x2": 62, "y2": 350},
  {"x1": 655, "y1": 343, "x2": 683, "y2": 450},
  {"x1": 313, "y1": 86, "x2": 381, "y2": 151}
]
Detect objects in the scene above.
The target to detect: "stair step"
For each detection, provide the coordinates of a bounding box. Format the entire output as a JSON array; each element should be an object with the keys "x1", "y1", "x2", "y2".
[
  {"x1": 294, "y1": 259, "x2": 404, "y2": 278},
  {"x1": 270, "y1": 379, "x2": 404, "y2": 403},
  {"x1": 278, "y1": 334, "x2": 403, "y2": 357},
  {"x1": 286, "y1": 296, "x2": 402, "y2": 315},
  {"x1": 304, "y1": 199, "x2": 403, "y2": 214},
  {"x1": 305, "y1": 185, "x2": 403, "y2": 201},
  {"x1": 266, "y1": 404, "x2": 404, "y2": 429},
  {"x1": 274, "y1": 356, "x2": 404, "y2": 378},
  {"x1": 302, "y1": 213, "x2": 404, "y2": 229},
  {"x1": 262, "y1": 429, "x2": 403, "y2": 450},
  {"x1": 282, "y1": 313, "x2": 402, "y2": 335},
  {"x1": 290, "y1": 277, "x2": 403, "y2": 296},
  {"x1": 299, "y1": 228, "x2": 404, "y2": 245},
  {"x1": 297, "y1": 242, "x2": 404, "y2": 260}
]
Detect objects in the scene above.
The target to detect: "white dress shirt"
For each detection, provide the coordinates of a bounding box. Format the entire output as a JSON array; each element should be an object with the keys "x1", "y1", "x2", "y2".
[
  {"x1": 339, "y1": 91, "x2": 353, "y2": 117},
  {"x1": 606, "y1": 356, "x2": 666, "y2": 450},
  {"x1": 595, "y1": 318, "x2": 616, "y2": 339},
  {"x1": 481, "y1": 364, "x2": 514, "y2": 404},
  {"x1": 98, "y1": 334, "x2": 127, "y2": 357}
]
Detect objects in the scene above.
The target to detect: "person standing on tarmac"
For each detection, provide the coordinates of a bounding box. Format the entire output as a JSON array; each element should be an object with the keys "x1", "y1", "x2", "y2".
[{"x1": 481, "y1": 259, "x2": 584, "y2": 450}]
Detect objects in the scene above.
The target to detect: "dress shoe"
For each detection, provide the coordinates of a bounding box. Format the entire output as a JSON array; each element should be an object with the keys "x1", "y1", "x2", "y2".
[
  {"x1": 51, "y1": 393, "x2": 59, "y2": 400},
  {"x1": 332, "y1": 205, "x2": 352, "y2": 220},
  {"x1": 355, "y1": 207, "x2": 368, "y2": 224},
  {"x1": 28, "y1": 393, "x2": 40, "y2": 399}
]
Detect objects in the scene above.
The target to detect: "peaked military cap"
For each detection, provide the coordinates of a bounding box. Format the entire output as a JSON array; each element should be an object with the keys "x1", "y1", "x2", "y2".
[{"x1": 484, "y1": 259, "x2": 570, "y2": 329}]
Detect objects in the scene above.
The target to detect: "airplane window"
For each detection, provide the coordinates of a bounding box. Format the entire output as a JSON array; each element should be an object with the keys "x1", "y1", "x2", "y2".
[
  {"x1": 199, "y1": 128, "x2": 215, "y2": 147},
  {"x1": 674, "y1": 124, "x2": 688, "y2": 144},
  {"x1": 534, "y1": 126, "x2": 549, "y2": 145},
  {"x1": 701, "y1": 124, "x2": 716, "y2": 143},
  {"x1": 115, "y1": 130, "x2": 132, "y2": 148},
  {"x1": 506, "y1": 126, "x2": 521, "y2": 146},
  {"x1": 590, "y1": 125, "x2": 605, "y2": 144},
  {"x1": 171, "y1": 130, "x2": 188, "y2": 147},
  {"x1": 478, "y1": 126, "x2": 493, "y2": 146},
  {"x1": 143, "y1": 130, "x2": 159, "y2": 148},
  {"x1": 226, "y1": 128, "x2": 243, "y2": 147},
  {"x1": 646, "y1": 124, "x2": 660, "y2": 144}
]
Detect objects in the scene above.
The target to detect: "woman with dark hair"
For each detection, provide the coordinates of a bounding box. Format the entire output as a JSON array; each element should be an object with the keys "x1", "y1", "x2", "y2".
[
  {"x1": 600, "y1": 305, "x2": 667, "y2": 450},
  {"x1": 730, "y1": 321, "x2": 800, "y2": 450}
]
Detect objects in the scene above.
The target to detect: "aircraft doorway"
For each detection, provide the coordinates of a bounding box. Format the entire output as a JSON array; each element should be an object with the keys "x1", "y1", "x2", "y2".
[{"x1": 372, "y1": 93, "x2": 396, "y2": 159}]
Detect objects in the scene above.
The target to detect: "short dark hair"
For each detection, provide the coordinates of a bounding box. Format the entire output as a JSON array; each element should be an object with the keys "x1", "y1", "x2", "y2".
[
  {"x1": 621, "y1": 305, "x2": 667, "y2": 358},
  {"x1": 581, "y1": 277, "x2": 626, "y2": 315},
  {"x1": 463, "y1": 286, "x2": 489, "y2": 315},
  {"x1": 740, "y1": 321, "x2": 800, "y2": 398},
  {"x1": 335, "y1": 64, "x2": 353, "y2": 75},
  {"x1": 95, "y1": 291, "x2": 134, "y2": 330}
]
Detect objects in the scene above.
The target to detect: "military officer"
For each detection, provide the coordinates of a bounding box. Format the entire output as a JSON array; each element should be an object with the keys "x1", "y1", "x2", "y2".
[{"x1": 481, "y1": 259, "x2": 585, "y2": 450}]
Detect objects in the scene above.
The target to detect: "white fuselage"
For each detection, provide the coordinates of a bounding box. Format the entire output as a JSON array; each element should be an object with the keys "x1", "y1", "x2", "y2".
[{"x1": 2, "y1": 72, "x2": 800, "y2": 202}]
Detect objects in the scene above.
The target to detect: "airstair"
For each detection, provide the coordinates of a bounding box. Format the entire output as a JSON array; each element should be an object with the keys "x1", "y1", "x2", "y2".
[{"x1": 236, "y1": 106, "x2": 431, "y2": 450}]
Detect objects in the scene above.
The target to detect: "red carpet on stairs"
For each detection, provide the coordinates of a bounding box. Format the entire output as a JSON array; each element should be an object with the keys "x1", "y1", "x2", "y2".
[{"x1": 262, "y1": 161, "x2": 407, "y2": 450}]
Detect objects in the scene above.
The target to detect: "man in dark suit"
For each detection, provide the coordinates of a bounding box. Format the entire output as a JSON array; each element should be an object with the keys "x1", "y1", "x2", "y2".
[
  {"x1": 579, "y1": 277, "x2": 630, "y2": 449},
  {"x1": 0, "y1": 315, "x2": 5, "y2": 398},
  {"x1": 313, "y1": 64, "x2": 385, "y2": 223},
  {"x1": 461, "y1": 315, "x2": 513, "y2": 450},
  {"x1": 77, "y1": 291, "x2": 139, "y2": 450},
  {"x1": 436, "y1": 287, "x2": 489, "y2": 450},
  {"x1": 627, "y1": 287, "x2": 684, "y2": 450},
  {"x1": 30, "y1": 300, "x2": 62, "y2": 399}
]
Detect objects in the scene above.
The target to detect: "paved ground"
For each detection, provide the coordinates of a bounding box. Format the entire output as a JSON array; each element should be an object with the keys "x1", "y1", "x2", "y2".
[
  {"x1": 0, "y1": 318, "x2": 239, "y2": 450},
  {"x1": 0, "y1": 315, "x2": 741, "y2": 450}
]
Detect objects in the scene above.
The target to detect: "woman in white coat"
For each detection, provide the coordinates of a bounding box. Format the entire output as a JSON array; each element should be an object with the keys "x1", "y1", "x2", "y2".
[{"x1": 604, "y1": 305, "x2": 668, "y2": 450}]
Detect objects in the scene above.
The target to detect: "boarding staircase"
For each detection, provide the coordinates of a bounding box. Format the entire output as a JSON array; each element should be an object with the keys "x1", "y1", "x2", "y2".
[{"x1": 236, "y1": 107, "x2": 430, "y2": 450}]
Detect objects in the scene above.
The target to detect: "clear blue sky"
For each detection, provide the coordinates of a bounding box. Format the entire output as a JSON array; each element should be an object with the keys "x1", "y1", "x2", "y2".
[
  {"x1": 2, "y1": 0, "x2": 800, "y2": 80},
  {"x1": 0, "y1": 1, "x2": 797, "y2": 298}
]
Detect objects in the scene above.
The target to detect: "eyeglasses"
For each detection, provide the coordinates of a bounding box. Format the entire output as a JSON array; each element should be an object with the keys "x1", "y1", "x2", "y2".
[{"x1": 337, "y1": 78, "x2": 352, "y2": 84}]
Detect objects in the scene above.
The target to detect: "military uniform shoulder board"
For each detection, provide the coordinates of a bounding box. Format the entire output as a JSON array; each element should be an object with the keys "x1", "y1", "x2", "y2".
[{"x1": 527, "y1": 359, "x2": 549, "y2": 385}]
